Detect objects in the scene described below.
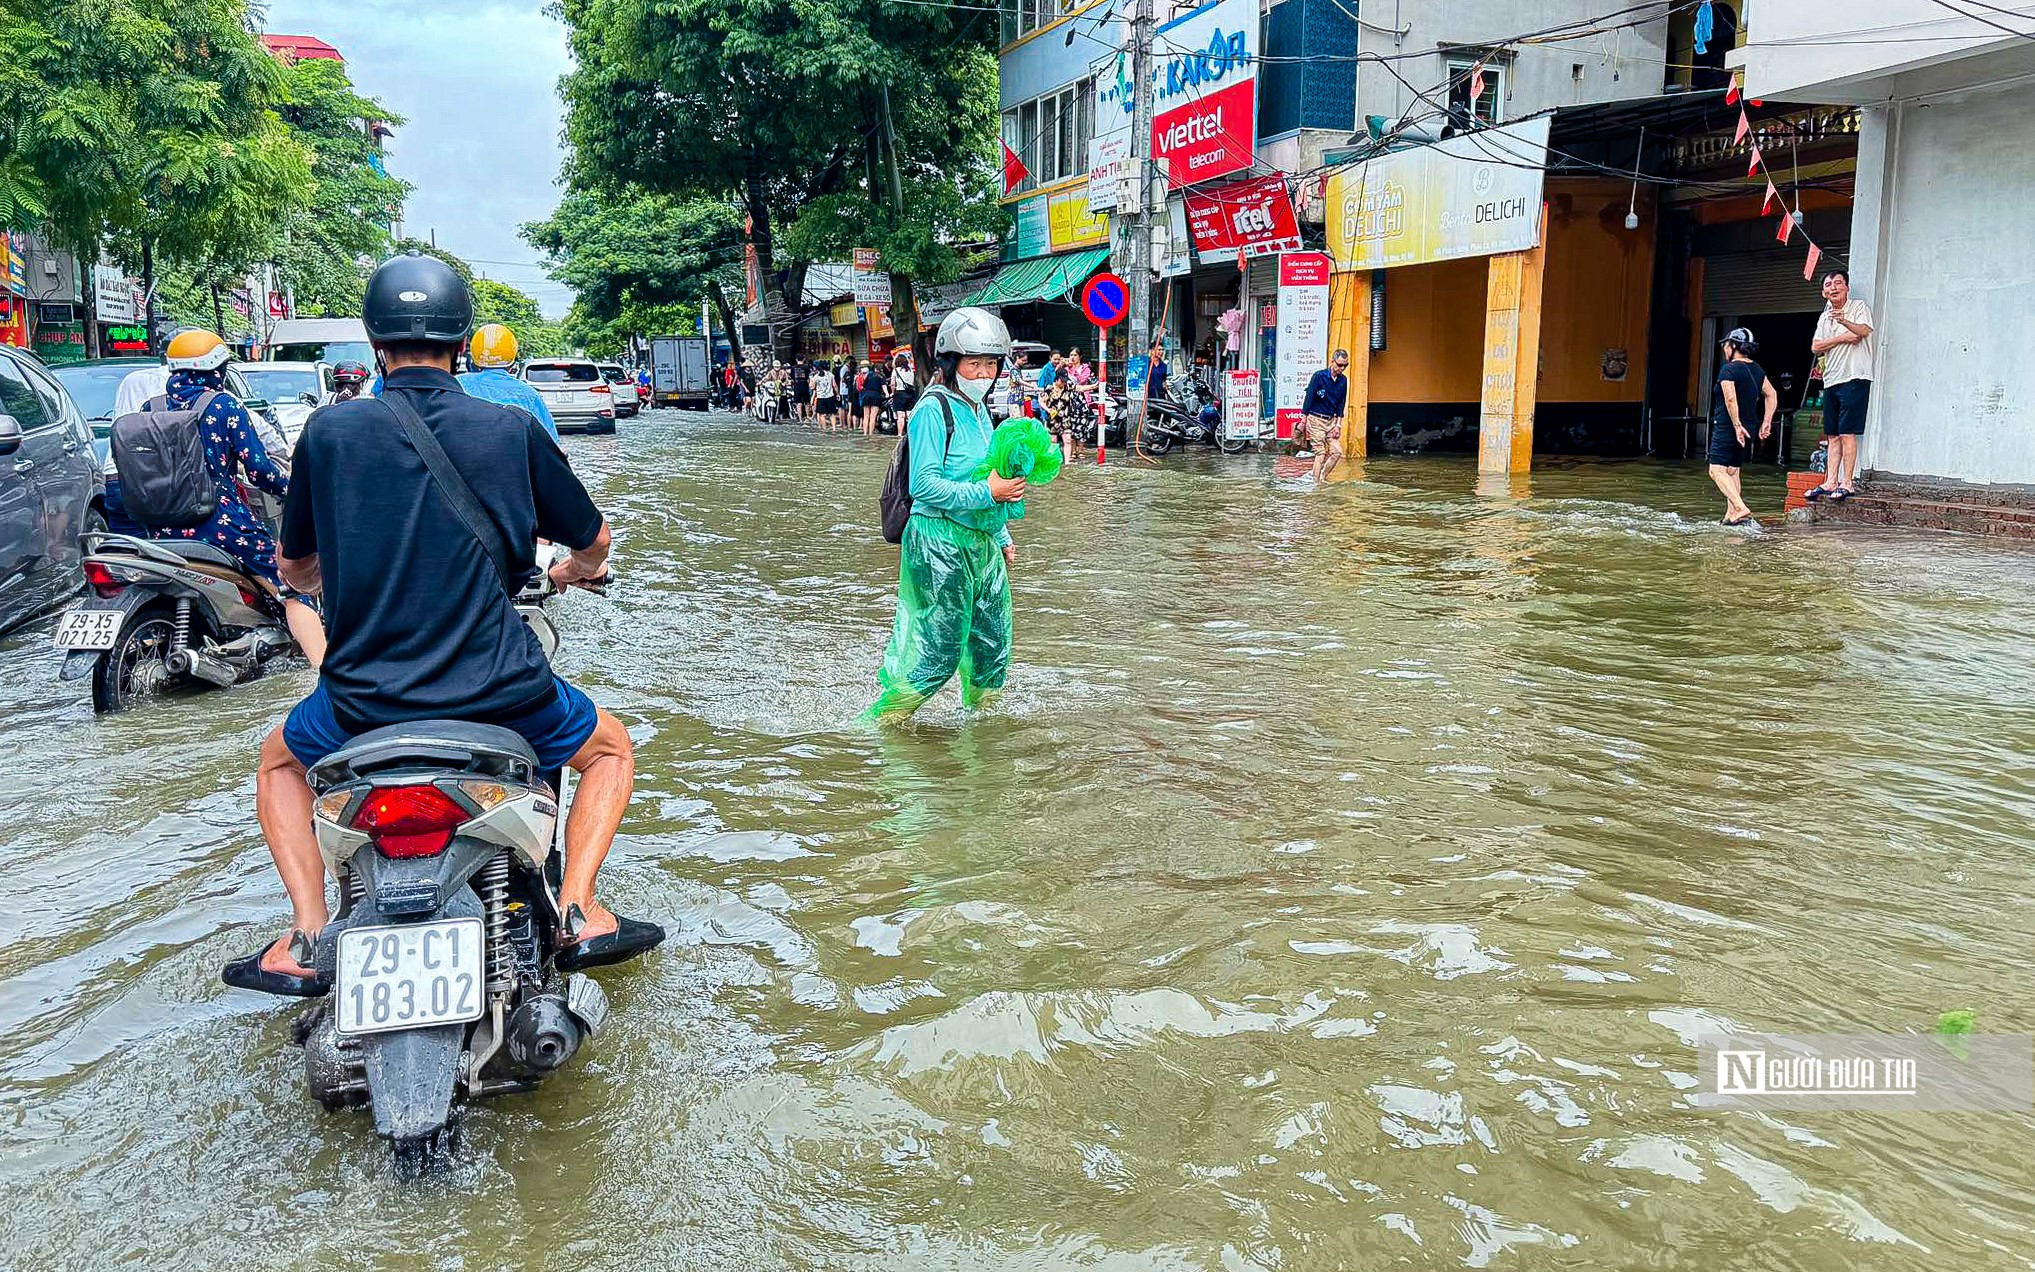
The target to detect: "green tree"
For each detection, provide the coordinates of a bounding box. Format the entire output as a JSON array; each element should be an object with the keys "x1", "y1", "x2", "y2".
[
  {"x1": 523, "y1": 190, "x2": 744, "y2": 359},
  {"x1": 1, "y1": 0, "x2": 312, "y2": 330},
  {"x1": 472, "y1": 277, "x2": 568, "y2": 358},
  {"x1": 270, "y1": 58, "x2": 410, "y2": 316},
  {"x1": 552, "y1": 0, "x2": 999, "y2": 358}
]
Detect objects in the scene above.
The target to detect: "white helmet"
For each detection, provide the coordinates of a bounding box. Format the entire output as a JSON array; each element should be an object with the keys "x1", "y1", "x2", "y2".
[{"x1": 935, "y1": 306, "x2": 1012, "y2": 358}]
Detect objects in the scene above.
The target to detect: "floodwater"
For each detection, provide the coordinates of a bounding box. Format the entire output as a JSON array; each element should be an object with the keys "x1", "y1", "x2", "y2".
[{"x1": 4, "y1": 411, "x2": 2035, "y2": 1270}]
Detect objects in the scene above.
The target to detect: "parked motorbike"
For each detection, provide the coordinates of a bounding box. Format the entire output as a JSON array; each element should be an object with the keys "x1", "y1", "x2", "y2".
[
  {"x1": 54, "y1": 531, "x2": 298, "y2": 713},
  {"x1": 1139, "y1": 377, "x2": 1245, "y2": 456},
  {"x1": 266, "y1": 562, "x2": 649, "y2": 1175}
]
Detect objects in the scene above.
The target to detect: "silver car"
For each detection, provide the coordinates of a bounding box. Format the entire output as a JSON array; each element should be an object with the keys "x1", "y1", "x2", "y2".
[
  {"x1": 0, "y1": 346, "x2": 106, "y2": 636},
  {"x1": 521, "y1": 359, "x2": 617, "y2": 434}
]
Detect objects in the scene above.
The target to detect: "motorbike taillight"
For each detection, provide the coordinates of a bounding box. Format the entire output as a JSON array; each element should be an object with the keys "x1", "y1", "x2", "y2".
[
  {"x1": 352, "y1": 784, "x2": 470, "y2": 858},
  {"x1": 82, "y1": 560, "x2": 125, "y2": 598}
]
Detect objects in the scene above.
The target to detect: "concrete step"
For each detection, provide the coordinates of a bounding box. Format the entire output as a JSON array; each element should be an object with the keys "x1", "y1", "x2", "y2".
[{"x1": 1804, "y1": 491, "x2": 2035, "y2": 539}]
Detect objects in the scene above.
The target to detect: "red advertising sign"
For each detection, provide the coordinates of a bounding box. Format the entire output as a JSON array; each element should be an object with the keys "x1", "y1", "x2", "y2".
[
  {"x1": 1183, "y1": 176, "x2": 1303, "y2": 263},
  {"x1": 1153, "y1": 78, "x2": 1256, "y2": 188},
  {"x1": 268, "y1": 291, "x2": 288, "y2": 317}
]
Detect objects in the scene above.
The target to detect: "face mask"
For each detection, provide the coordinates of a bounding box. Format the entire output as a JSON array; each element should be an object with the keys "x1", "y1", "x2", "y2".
[{"x1": 957, "y1": 373, "x2": 994, "y2": 403}]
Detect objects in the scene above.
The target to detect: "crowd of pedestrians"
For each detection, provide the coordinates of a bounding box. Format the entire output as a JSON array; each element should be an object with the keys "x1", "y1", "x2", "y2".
[{"x1": 717, "y1": 350, "x2": 922, "y2": 437}]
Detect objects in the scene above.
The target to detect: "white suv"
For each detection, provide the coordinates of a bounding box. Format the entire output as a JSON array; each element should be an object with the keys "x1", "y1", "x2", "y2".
[
  {"x1": 520, "y1": 359, "x2": 617, "y2": 434},
  {"x1": 597, "y1": 363, "x2": 642, "y2": 417}
]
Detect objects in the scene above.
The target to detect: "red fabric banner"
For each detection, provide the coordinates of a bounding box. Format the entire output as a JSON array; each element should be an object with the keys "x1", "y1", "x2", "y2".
[
  {"x1": 1747, "y1": 147, "x2": 1762, "y2": 178},
  {"x1": 1803, "y1": 243, "x2": 1822, "y2": 281},
  {"x1": 1762, "y1": 179, "x2": 1779, "y2": 215},
  {"x1": 1001, "y1": 142, "x2": 1029, "y2": 197},
  {"x1": 1734, "y1": 110, "x2": 1750, "y2": 145},
  {"x1": 1184, "y1": 175, "x2": 1303, "y2": 261},
  {"x1": 1776, "y1": 213, "x2": 1794, "y2": 245}
]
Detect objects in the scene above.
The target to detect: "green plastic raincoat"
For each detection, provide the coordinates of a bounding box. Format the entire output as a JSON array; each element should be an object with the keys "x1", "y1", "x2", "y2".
[{"x1": 867, "y1": 387, "x2": 1019, "y2": 719}]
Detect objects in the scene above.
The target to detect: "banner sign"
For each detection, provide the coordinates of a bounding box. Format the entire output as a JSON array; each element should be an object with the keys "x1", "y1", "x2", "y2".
[
  {"x1": 1087, "y1": 134, "x2": 1131, "y2": 213},
  {"x1": 1184, "y1": 176, "x2": 1301, "y2": 263},
  {"x1": 93, "y1": 266, "x2": 136, "y2": 324},
  {"x1": 1151, "y1": 0, "x2": 1258, "y2": 188},
  {"x1": 1048, "y1": 186, "x2": 1110, "y2": 252},
  {"x1": 1223, "y1": 368, "x2": 1260, "y2": 440},
  {"x1": 1273, "y1": 253, "x2": 1333, "y2": 438},
  {"x1": 1325, "y1": 116, "x2": 1551, "y2": 271},
  {"x1": 1010, "y1": 194, "x2": 1051, "y2": 259},
  {"x1": 33, "y1": 322, "x2": 86, "y2": 366},
  {"x1": 852, "y1": 248, "x2": 890, "y2": 304}
]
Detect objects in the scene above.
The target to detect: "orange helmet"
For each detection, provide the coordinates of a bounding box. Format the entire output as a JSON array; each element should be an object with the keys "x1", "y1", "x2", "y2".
[
  {"x1": 470, "y1": 323, "x2": 519, "y2": 369},
  {"x1": 165, "y1": 329, "x2": 231, "y2": 372}
]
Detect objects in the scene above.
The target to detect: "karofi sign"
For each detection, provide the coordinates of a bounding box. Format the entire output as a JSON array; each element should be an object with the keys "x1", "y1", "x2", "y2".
[{"x1": 1150, "y1": 0, "x2": 1258, "y2": 188}]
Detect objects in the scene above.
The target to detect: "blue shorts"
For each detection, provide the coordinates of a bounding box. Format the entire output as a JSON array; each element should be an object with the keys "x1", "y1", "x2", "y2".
[{"x1": 283, "y1": 676, "x2": 600, "y2": 770}]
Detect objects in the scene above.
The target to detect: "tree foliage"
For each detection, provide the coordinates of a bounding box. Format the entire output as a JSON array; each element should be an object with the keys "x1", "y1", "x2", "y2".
[
  {"x1": 551, "y1": 0, "x2": 1002, "y2": 357},
  {"x1": 1, "y1": 0, "x2": 312, "y2": 285},
  {"x1": 270, "y1": 57, "x2": 410, "y2": 316},
  {"x1": 523, "y1": 190, "x2": 743, "y2": 357}
]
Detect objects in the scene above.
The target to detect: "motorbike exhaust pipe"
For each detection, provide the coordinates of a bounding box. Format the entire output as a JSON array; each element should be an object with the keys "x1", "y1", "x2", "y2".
[
  {"x1": 164, "y1": 647, "x2": 240, "y2": 687},
  {"x1": 502, "y1": 995, "x2": 583, "y2": 1076}
]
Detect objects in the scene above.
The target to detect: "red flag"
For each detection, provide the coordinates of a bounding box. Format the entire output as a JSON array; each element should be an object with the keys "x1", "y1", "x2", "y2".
[
  {"x1": 1725, "y1": 77, "x2": 1741, "y2": 105},
  {"x1": 1734, "y1": 110, "x2": 1750, "y2": 145},
  {"x1": 1747, "y1": 147, "x2": 1762, "y2": 178},
  {"x1": 1001, "y1": 141, "x2": 1028, "y2": 196},
  {"x1": 1762, "y1": 179, "x2": 1779, "y2": 215},
  {"x1": 1803, "y1": 243, "x2": 1822, "y2": 281},
  {"x1": 1776, "y1": 213, "x2": 1794, "y2": 245}
]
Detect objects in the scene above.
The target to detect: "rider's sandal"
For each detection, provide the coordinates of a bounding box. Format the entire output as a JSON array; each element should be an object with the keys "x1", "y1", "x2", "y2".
[
  {"x1": 555, "y1": 904, "x2": 667, "y2": 973},
  {"x1": 222, "y1": 929, "x2": 330, "y2": 998}
]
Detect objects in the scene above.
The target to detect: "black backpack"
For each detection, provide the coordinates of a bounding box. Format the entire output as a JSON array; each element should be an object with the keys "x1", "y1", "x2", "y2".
[
  {"x1": 879, "y1": 390, "x2": 958, "y2": 544},
  {"x1": 111, "y1": 391, "x2": 221, "y2": 529}
]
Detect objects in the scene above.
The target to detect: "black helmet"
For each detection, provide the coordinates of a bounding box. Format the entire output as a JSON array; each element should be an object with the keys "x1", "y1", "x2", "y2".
[
  {"x1": 331, "y1": 360, "x2": 369, "y2": 384},
  {"x1": 362, "y1": 250, "x2": 473, "y2": 344}
]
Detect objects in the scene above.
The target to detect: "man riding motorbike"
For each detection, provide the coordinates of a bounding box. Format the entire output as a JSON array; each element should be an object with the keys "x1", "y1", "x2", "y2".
[
  {"x1": 140, "y1": 329, "x2": 325, "y2": 663},
  {"x1": 330, "y1": 361, "x2": 370, "y2": 403},
  {"x1": 458, "y1": 322, "x2": 560, "y2": 440},
  {"x1": 224, "y1": 251, "x2": 661, "y2": 997}
]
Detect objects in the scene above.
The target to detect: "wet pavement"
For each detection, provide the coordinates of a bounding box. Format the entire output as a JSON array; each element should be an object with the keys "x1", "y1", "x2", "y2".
[{"x1": 4, "y1": 410, "x2": 2035, "y2": 1269}]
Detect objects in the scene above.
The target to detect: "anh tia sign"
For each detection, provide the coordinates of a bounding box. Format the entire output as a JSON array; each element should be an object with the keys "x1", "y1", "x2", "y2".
[{"x1": 1150, "y1": 0, "x2": 1257, "y2": 188}]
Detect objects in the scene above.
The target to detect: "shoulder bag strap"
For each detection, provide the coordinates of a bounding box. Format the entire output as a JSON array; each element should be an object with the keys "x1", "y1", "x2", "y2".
[{"x1": 378, "y1": 392, "x2": 515, "y2": 593}]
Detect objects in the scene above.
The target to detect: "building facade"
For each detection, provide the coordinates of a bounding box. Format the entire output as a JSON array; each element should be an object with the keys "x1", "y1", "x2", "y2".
[{"x1": 1742, "y1": 0, "x2": 2035, "y2": 487}]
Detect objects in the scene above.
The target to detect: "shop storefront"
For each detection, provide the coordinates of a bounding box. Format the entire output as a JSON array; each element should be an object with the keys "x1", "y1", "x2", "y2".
[
  {"x1": 975, "y1": 178, "x2": 1112, "y2": 353},
  {"x1": 31, "y1": 303, "x2": 86, "y2": 365},
  {"x1": 0, "y1": 236, "x2": 25, "y2": 349},
  {"x1": 93, "y1": 263, "x2": 146, "y2": 357}
]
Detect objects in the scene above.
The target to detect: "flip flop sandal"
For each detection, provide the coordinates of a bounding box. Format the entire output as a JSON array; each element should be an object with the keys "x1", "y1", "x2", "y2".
[
  {"x1": 1831, "y1": 488, "x2": 1854, "y2": 501},
  {"x1": 1724, "y1": 515, "x2": 1759, "y2": 528},
  {"x1": 1803, "y1": 487, "x2": 1829, "y2": 502},
  {"x1": 222, "y1": 929, "x2": 329, "y2": 998},
  {"x1": 555, "y1": 904, "x2": 667, "y2": 973}
]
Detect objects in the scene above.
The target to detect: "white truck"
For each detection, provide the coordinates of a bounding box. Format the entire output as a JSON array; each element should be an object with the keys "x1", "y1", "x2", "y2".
[{"x1": 650, "y1": 335, "x2": 710, "y2": 410}]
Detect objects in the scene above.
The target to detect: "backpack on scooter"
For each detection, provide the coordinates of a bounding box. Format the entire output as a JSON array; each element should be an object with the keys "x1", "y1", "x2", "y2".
[
  {"x1": 879, "y1": 391, "x2": 957, "y2": 544},
  {"x1": 111, "y1": 391, "x2": 221, "y2": 529}
]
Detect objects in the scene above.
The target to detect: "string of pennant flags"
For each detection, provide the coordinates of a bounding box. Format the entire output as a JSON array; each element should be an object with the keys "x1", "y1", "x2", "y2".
[{"x1": 1729, "y1": 73, "x2": 1826, "y2": 282}]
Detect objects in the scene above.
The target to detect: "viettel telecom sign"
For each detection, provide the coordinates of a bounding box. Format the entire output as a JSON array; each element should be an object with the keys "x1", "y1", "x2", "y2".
[{"x1": 1150, "y1": 0, "x2": 1257, "y2": 188}]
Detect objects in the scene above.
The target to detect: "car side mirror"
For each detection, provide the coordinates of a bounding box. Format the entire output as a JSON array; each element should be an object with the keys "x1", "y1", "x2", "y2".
[{"x1": 0, "y1": 414, "x2": 21, "y2": 456}]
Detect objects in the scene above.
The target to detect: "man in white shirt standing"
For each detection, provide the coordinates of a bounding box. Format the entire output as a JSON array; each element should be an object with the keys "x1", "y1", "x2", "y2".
[
  {"x1": 1808, "y1": 268, "x2": 1874, "y2": 500},
  {"x1": 112, "y1": 361, "x2": 170, "y2": 417}
]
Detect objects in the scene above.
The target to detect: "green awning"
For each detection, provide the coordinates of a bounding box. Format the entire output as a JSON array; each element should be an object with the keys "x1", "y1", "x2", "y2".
[{"x1": 966, "y1": 248, "x2": 1111, "y2": 307}]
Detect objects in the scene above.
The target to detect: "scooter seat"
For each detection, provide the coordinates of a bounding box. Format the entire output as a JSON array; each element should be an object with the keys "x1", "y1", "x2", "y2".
[
  {"x1": 309, "y1": 719, "x2": 540, "y2": 787},
  {"x1": 154, "y1": 540, "x2": 246, "y2": 570}
]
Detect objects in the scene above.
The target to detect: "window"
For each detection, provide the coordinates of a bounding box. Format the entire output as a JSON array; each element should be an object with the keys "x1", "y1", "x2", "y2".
[
  {"x1": 1445, "y1": 58, "x2": 1504, "y2": 130},
  {"x1": 524, "y1": 363, "x2": 600, "y2": 383},
  {"x1": 1002, "y1": 77, "x2": 1097, "y2": 191},
  {"x1": 1039, "y1": 92, "x2": 1060, "y2": 185},
  {"x1": 0, "y1": 353, "x2": 52, "y2": 430},
  {"x1": 1019, "y1": 100, "x2": 1039, "y2": 191}
]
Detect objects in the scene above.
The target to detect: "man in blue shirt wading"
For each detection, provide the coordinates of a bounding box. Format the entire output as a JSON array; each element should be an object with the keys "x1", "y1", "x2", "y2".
[
  {"x1": 1301, "y1": 349, "x2": 1351, "y2": 484},
  {"x1": 457, "y1": 322, "x2": 560, "y2": 440}
]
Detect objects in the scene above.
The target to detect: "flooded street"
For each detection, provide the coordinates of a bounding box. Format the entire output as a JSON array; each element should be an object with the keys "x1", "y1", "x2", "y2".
[{"x1": 6, "y1": 410, "x2": 2035, "y2": 1269}]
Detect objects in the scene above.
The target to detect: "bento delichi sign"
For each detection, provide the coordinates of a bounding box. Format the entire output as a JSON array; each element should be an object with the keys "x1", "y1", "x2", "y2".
[
  {"x1": 1151, "y1": 0, "x2": 1258, "y2": 188},
  {"x1": 1325, "y1": 116, "x2": 1552, "y2": 271}
]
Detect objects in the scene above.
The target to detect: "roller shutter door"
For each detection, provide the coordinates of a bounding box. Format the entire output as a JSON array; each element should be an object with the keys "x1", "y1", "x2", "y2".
[{"x1": 1701, "y1": 244, "x2": 1846, "y2": 316}]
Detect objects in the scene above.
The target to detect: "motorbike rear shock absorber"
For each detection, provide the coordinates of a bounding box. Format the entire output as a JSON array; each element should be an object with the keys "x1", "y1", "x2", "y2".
[
  {"x1": 478, "y1": 853, "x2": 515, "y2": 997},
  {"x1": 172, "y1": 597, "x2": 193, "y2": 654}
]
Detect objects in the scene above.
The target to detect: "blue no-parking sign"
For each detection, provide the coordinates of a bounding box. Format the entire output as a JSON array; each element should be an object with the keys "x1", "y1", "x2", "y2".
[{"x1": 1081, "y1": 273, "x2": 1129, "y2": 328}]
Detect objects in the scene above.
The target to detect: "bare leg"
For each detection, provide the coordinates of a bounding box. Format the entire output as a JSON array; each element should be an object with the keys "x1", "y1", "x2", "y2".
[
  {"x1": 284, "y1": 598, "x2": 325, "y2": 670},
  {"x1": 1708, "y1": 464, "x2": 1751, "y2": 520},
  {"x1": 1321, "y1": 432, "x2": 1345, "y2": 483},
  {"x1": 1839, "y1": 434, "x2": 1860, "y2": 490},
  {"x1": 255, "y1": 726, "x2": 328, "y2": 975},
  {"x1": 1817, "y1": 436, "x2": 1840, "y2": 492},
  {"x1": 557, "y1": 708, "x2": 634, "y2": 943}
]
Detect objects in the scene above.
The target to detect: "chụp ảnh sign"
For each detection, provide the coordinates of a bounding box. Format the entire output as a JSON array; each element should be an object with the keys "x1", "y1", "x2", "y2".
[
  {"x1": 1184, "y1": 175, "x2": 1300, "y2": 264},
  {"x1": 1324, "y1": 116, "x2": 1550, "y2": 271},
  {"x1": 1151, "y1": 0, "x2": 1258, "y2": 188},
  {"x1": 1273, "y1": 253, "x2": 1332, "y2": 439}
]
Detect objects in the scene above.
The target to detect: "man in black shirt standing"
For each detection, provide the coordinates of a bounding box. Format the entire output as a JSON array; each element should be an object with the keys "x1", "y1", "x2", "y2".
[{"x1": 228, "y1": 252, "x2": 657, "y2": 995}]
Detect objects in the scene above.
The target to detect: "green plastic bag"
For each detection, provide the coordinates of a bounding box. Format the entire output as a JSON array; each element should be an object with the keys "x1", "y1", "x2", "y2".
[{"x1": 972, "y1": 417, "x2": 1064, "y2": 485}]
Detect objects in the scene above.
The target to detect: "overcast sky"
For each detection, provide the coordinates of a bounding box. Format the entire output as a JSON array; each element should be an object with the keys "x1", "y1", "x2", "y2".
[{"x1": 267, "y1": 0, "x2": 576, "y2": 316}]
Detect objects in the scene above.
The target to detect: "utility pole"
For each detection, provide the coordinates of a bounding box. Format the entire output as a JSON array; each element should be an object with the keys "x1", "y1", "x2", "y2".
[{"x1": 1125, "y1": 0, "x2": 1158, "y2": 359}]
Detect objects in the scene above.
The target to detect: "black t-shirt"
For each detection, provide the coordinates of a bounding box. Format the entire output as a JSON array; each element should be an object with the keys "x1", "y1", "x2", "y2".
[
  {"x1": 281, "y1": 366, "x2": 604, "y2": 732},
  {"x1": 1713, "y1": 358, "x2": 1768, "y2": 429}
]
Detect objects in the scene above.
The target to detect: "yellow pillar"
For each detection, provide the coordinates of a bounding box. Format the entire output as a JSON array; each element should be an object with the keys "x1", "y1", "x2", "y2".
[
  {"x1": 1477, "y1": 231, "x2": 1547, "y2": 474},
  {"x1": 1340, "y1": 271, "x2": 1370, "y2": 461}
]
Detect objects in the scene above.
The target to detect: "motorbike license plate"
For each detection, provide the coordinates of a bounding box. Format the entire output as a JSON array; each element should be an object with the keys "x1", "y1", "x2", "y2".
[
  {"x1": 51, "y1": 608, "x2": 123, "y2": 651},
  {"x1": 336, "y1": 918, "x2": 486, "y2": 1036}
]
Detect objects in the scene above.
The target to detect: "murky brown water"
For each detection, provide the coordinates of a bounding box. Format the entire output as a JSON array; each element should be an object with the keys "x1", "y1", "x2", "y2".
[{"x1": 5, "y1": 411, "x2": 2035, "y2": 1269}]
